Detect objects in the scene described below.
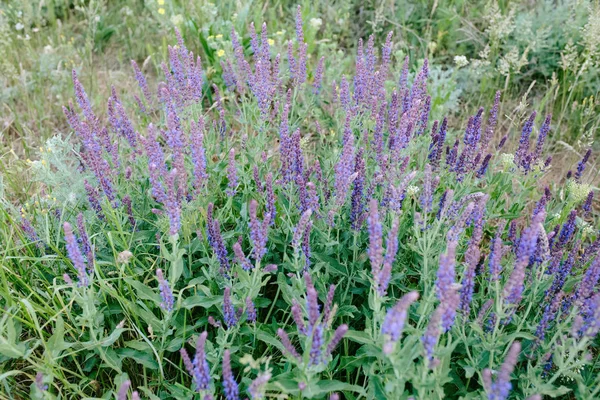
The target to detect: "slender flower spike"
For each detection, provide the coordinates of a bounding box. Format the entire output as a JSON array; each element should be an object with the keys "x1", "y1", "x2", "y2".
[
  {"x1": 227, "y1": 148, "x2": 238, "y2": 196},
  {"x1": 382, "y1": 291, "x2": 419, "y2": 354},
  {"x1": 484, "y1": 341, "x2": 521, "y2": 400},
  {"x1": 249, "y1": 199, "x2": 270, "y2": 262},
  {"x1": 367, "y1": 199, "x2": 384, "y2": 288},
  {"x1": 156, "y1": 268, "x2": 174, "y2": 312},
  {"x1": 248, "y1": 372, "x2": 271, "y2": 400},
  {"x1": 246, "y1": 297, "x2": 257, "y2": 323},
  {"x1": 64, "y1": 222, "x2": 89, "y2": 287},
  {"x1": 117, "y1": 380, "x2": 131, "y2": 400},
  {"x1": 222, "y1": 350, "x2": 240, "y2": 400},
  {"x1": 181, "y1": 331, "x2": 211, "y2": 392},
  {"x1": 277, "y1": 328, "x2": 301, "y2": 360},
  {"x1": 233, "y1": 242, "x2": 253, "y2": 271},
  {"x1": 223, "y1": 287, "x2": 238, "y2": 328}
]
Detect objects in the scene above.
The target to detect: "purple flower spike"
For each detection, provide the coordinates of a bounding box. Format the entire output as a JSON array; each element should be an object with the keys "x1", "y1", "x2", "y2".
[
  {"x1": 222, "y1": 350, "x2": 239, "y2": 400},
  {"x1": 248, "y1": 372, "x2": 271, "y2": 400},
  {"x1": 277, "y1": 328, "x2": 301, "y2": 359},
  {"x1": 233, "y1": 242, "x2": 253, "y2": 271},
  {"x1": 226, "y1": 148, "x2": 238, "y2": 197},
  {"x1": 379, "y1": 217, "x2": 400, "y2": 296},
  {"x1": 156, "y1": 268, "x2": 174, "y2": 312},
  {"x1": 249, "y1": 199, "x2": 270, "y2": 262},
  {"x1": 382, "y1": 291, "x2": 419, "y2": 354},
  {"x1": 422, "y1": 303, "x2": 444, "y2": 366},
  {"x1": 223, "y1": 287, "x2": 237, "y2": 328},
  {"x1": 246, "y1": 297, "x2": 257, "y2": 323},
  {"x1": 325, "y1": 324, "x2": 348, "y2": 357},
  {"x1": 515, "y1": 111, "x2": 536, "y2": 171},
  {"x1": 309, "y1": 323, "x2": 324, "y2": 365},
  {"x1": 64, "y1": 222, "x2": 89, "y2": 287},
  {"x1": 368, "y1": 199, "x2": 384, "y2": 288},
  {"x1": 575, "y1": 149, "x2": 592, "y2": 181},
  {"x1": 484, "y1": 341, "x2": 521, "y2": 400},
  {"x1": 117, "y1": 380, "x2": 130, "y2": 400},
  {"x1": 190, "y1": 118, "x2": 209, "y2": 193}
]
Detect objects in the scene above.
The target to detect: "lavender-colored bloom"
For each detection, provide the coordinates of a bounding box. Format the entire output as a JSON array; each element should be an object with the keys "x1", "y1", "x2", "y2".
[
  {"x1": 156, "y1": 268, "x2": 174, "y2": 312},
  {"x1": 483, "y1": 91, "x2": 501, "y2": 147},
  {"x1": 142, "y1": 125, "x2": 167, "y2": 203},
  {"x1": 302, "y1": 220, "x2": 313, "y2": 269},
  {"x1": 277, "y1": 328, "x2": 301, "y2": 359},
  {"x1": 367, "y1": 199, "x2": 384, "y2": 289},
  {"x1": 264, "y1": 173, "x2": 276, "y2": 224},
  {"x1": 325, "y1": 324, "x2": 348, "y2": 357},
  {"x1": 223, "y1": 287, "x2": 237, "y2": 328},
  {"x1": 436, "y1": 240, "x2": 457, "y2": 299},
  {"x1": 248, "y1": 372, "x2": 271, "y2": 400},
  {"x1": 249, "y1": 200, "x2": 270, "y2": 262},
  {"x1": 190, "y1": 118, "x2": 208, "y2": 192},
  {"x1": 233, "y1": 242, "x2": 253, "y2": 271},
  {"x1": 322, "y1": 284, "x2": 336, "y2": 325},
  {"x1": 476, "y1": 154, "x2": 492, "y2": 178},
  {"x1": 575, "y1": 149, "x2": 592, "y2": 181},
  {"x1": 350, "y1": 148, "x2": 366, "y2": 229},
  {"x1": 21, "y1": 217, "x2": 44, "y2": 249},
  {"x1": 313, "y1": 56, "x2": 325, "y2": 94},
  {"x1": 485, "y1": 341, "x2": 521, "y2": 400},
  {"x1": 246, "y1": 297, "x2": 257, "y2": 323},
  {"x1": 226, "y1": 148, "x2": 238, "y2": 197},
  {"x1": 292, "y1": 209, "x2": 312, "y2": 253},
  {"x1": 422, "y1": 303, "x2": 444, "y2": 365},
  {"x1": 339, "y1": 76, "x2": 351, "y2": 112},
  {"x1": 84, "y1": 179, "x2": 104, "y2": 218},
  {"x1": 131, "y1": 60, "x2": 152, "y2": 105},
  {"x1": 117, "y1": 380, "x2": 130, "y2": 400},
  {"x1": 515, "y1": 111, "x2": 536, "y2": 170},
  {"x1": 309, "y1": 323, "x2": 324, "y2": 365},
  {"x1": 489, "y1": 222, "x2": 506, "y2": 281},
  {"x1": 306, "y1": 286, "x2": 320, "y2": 330},
  {"x1": 574, "y1": 256, "x2": 600, "y2": 305},
  {"x1": 583, "y1": 191, "x2": 594, "y2": 216},
  {"x1": 211, "y1": 218, "x2": 230, "y2": 271},
  {"x1": 291, "y1": 299, "x2": 307, "y2": 334},
  {"x1": 122, "y1": 196, "x2": 136, "y2": 228},
  {"x1": 35, "y1": 372, "x2": 48, "y2": 392},
  {"x1": 504, "y1": 213, "x2": 544, "y2": 306},
  {"x1": 556, "y1": 210, "x2": 577, "y2": 251},
  {"x1": 379, "y1": 217, "x2": 400, "y2": 296},
  {"x1": 533, "y1": 114, "x2": 551, "y2": 164},
  {"x1": 222, "y1": 350, "x2": 239, "y2": 400},
  {"x1": 165, "y1": 168, "x2": 181, "y2": 236},
  {"x1": 181, "y1": 331, "x2": 211, "y2": 392},
  {"x1": 64, "y1": 222, "x2": 89, "y2": 287},
  {"x1": 535, "y1": 291, "x2": 564, "y2": 342},
  {"x1": 382, "y1": 291, "x2": 419, "y2": 354}
]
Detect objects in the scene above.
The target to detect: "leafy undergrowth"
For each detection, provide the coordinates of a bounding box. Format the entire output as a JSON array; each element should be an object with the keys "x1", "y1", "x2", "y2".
[{"x1": 1, "y1": 7, "x2": 599, "y2": 400}]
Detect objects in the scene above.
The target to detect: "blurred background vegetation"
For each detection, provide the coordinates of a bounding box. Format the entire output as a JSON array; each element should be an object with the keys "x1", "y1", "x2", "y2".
[{"x1": 1, "y1": 0, "x2": 599, "y2": 196}]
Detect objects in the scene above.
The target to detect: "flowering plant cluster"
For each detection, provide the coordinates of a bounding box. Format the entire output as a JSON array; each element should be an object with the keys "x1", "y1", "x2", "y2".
[{"x1": 2, "y1": 6, "x2": 599, "y2": 400}]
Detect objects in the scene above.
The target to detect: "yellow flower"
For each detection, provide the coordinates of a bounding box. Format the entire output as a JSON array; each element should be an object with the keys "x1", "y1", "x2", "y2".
[
  {"x1": 158, "y1": 8, "x2": 165, "y2": 15},
  {"x1": 207, "y1": 35, "x2": 214, "y2": 40},
  {"x1": 268, "y1": 39, "x2": 274, "y2": 46},
  {"x1": 216, "y1": 49, "x2": 225, "y2": 57},
  {"x1": 157, "y1": 0, "x2": 165, "y2": 4},
  {"x1": 41, "y1": 160, "x2": 47, "y2": 166},
  {"x1": 215, "y1": 34, "x2": 223, "y2": 39}
]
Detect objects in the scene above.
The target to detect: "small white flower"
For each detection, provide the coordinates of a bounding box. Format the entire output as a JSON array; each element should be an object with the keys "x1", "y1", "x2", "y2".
[
  {"x1": 406, "y1": 185, "x2": 420, "y2": 196},
  {"x1": 15, "y1": 22, "x2": 24, "y2": 31},
  {"x1": 500, "y1": 153, "x2": 515, "y2": 169},
  {"x1": 309, "y1": 18, "x2": 322, "y2": 30},
  {"x1": 454, "y1": 55, "x2": 469, "y2": 68}
]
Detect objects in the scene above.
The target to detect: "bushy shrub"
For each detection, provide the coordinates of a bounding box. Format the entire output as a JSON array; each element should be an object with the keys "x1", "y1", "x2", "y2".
[{"x1": 1, "y1": 6, "x2": 598, "y2": 400}]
